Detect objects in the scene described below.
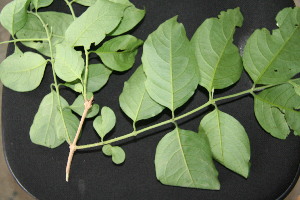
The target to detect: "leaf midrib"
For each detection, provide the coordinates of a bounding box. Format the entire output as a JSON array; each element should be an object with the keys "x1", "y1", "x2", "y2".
[{"x1": 254, "y1": 25, "x2": 300, "y2": 84}]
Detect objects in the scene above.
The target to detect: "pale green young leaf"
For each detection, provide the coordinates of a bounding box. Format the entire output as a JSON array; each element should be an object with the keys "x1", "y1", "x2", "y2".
[
  {"x1": 0, "y1": 0, "x2": 30, "y2": 35},
  {"x1": 102, "y1": 144, "x2": 112, "y2": 156},
  {"x1": 191, "y1": 8, "x2": 243, "y2": 92},
  {"x1": 16, "y1": 12, "x2": 73, "y2": 57},
  {"x1": 254, "y1": 81, "x2": 300, "y2": 139},
  {"x1": 95, "y1": 35, "x2": 143, "y2": 71},
  {"x1": 155, "y1": 128, "x2": 220, "y2": 190},
  {"x1": 86, "y1": 64, "x2": 112, "y2": 92},
  {"x1": 243, "y1": 7, "x2": 300, "y2": 85},
  {"x1": 54, "y1": 44, "x2": 84, "y2": 82},
  {"x1": 93, "y1": 107, "x2": 116, "y2": 139},
  {"x1": 30, "y1": 91, "x2": 69, "y2": 148},
  {"x1": 31, "y1": 0, "x2": 53, "y2": 10},
  {"x1": 111, "y1": 146, "x2": 125, "y2": 164},
  {"x1": 55, "y1": 109, "x2": 79, "y2": 143},
  {"x1": 0, "y1": 51, "x2": 47, "y2": 92},
  {"x1": 199, "y1": 109, "x2": 251, "y2": 178},
  {"x1": 142, "y1": 16, "x2": 199, "y2": 111},
  {"x1": 70, "y1": 94, "x2": 100, "y2": 118},
  {"x1": 64, "y1": 0, "x2": 127, "y2": 49},
  {"x1": 109, "y1": 1, "x2": 145, "y2": 36},
  {"x1": 119, "y1": 66, "x2": 164, "y2": 122}
]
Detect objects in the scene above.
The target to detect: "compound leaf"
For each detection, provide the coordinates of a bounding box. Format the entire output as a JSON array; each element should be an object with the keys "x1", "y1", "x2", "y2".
[
  {"x1": 243, "y1": 7, "x2": 300, "y2": 85},
  {"x1": 254, "y1": 81, "x2": 300, "y2": 139},
  {"x1": 86, "y1": 64, "x2": 112, "y2": 92},
  {"x1": 191, "y1": 8, "x2": 243, "y2": 92},
  {"x1": 64, "y1": 0, "x2": 127, "y2": 49},
  {"x1": 55, "y1": 109, "x2": 79, "y2": 143},
  {"x1": 142, "y1": 16, "x2": 199, "y2": 111},
  {"x1": 70, "y1": 94, "x2": 100, "y2": 118},
  {"x1": 119, "y1": 66, "x2": 164, "y2": 122},
  {"x1": 16, "y1": 12, "x2": 73, "y2": 57},
  {"x1": 30, "y1": 91, "x2": 69, "y2": 148},
  {"x1": 95, "y1": 35, "x2": 143, "y2": 71},
  {"x1": 54, "y1": 44, "x2": 84, "y2": 82},
  {"x1": 93, "y1": 107, "x2": 116, "y2": 140},
  {"x1": 0, "y1": 51, "x2": 47, "y2": 92},
  {"x1": 199, "y1": 109, "x2": 250, "y2": 178},
  {"x1": 155, "y1": 128, "x2": 220, "y2": 190},
  {"x1": 0, "y1": 0, "x2": 30, "y2": 35}
]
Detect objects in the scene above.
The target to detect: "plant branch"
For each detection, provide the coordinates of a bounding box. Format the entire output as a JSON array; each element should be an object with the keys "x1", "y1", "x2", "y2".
[
  {"x1": 66, "y1": 97, "x2": 94, "y2": 182},
  {"x1": 76, "y1": 80, "x2": 298, "y2": 150},
  {"x1": 64, "y1": 0, "x2": 76, "y2": 20},
  {"x1": 0, "y1": 38, "x2": 48, "y2": 45},
  {"x1": 83, "y1": 48, "x2": 90, "y2": 100}
]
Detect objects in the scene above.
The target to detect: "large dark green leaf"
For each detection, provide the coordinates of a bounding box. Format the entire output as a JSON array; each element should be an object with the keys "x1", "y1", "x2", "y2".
[
  {"x1": 199, "y1": 109, "x2": 250, "y2": 178},
  {"x1": 191, "y1": 8, "x2": 243, "y2": 91},
  {"x1": 155, "y1": 128, "x2": 220, "y2": 190},
  {"x1": 243, "y1": 7, "x2": 300, "y2": 85},
  {"x1": 254, "y1": 81, "x2": 300, "y2": 138},
  {"x1": 142, "y1": 17, "x2": 199, "y2": 112}
]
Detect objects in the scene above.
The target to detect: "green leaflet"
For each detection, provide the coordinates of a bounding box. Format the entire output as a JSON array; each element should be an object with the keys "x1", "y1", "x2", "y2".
[
  {"x1": 289, "y1": 80, "x2": 300, "y2": 96},
  {"x1": 155, "y1": 128, "x2": 220, "y2": 190},
  {"x1": 93, "y1": 107, "x2": 116, "y2": 140},
  {"x1": 73, "y1": 0, "x2": 96, "y2": 6},
  {"x1": 254, "y1": 81, "x2": 300, "y2": 139},
  {"x1": 16, "y1": 12, "x2": 73, "y2": 57},
  {"x1": 54, "y1": 44, "x2": 84, "y2": 82},
  {"x1": 102, "y1": 145, "x2": 126, "y2": 164},
  {"x1": 64, "y1": 0, "x2": 127, "y2": 49},
  {"x1": 31, "y1": 0, "x2": 53, "y2": 10},
  {"x1": 86, "y1": 64, "x2": 112, "y2": 92},
  {"x1": 109, "y1": 0, "x2": 145, "y2": 36},
  {"x1": 55, "y1": 109, "x2": 79, "y2": 143},
  {"x1": 0, "y1": 0, "x2": 30, "y2": 35},
  {"x1": 199, "y1": 109, "x2": 250, "y2": 178},
  {"x1": 0, "y1": 51, "x2": 47, "y2": 92},
  {"x1": 63, "y1": 82, "x2": 84, "y2": 93},
  {"x1": 119, "y1": 66, "x2": 164, "y2": 122},
  {"x1": 70, "y1": 94, "x2": 100, "y2": 118},
  {"x1": 191, "y1": 8, "x2": 243, "y2": 92},
  {"x1": 95, "y1": 35, "x2": 143, "y2": 71},
  {"x1": 30, "y1": 91, "x2": 69, "y2": 148},
  {"x1": 243, "y1": 7, "x2": 300, "y2": 85},
  {"x1": 142, "y1": 16, "x2": 199, "y2": 112}
]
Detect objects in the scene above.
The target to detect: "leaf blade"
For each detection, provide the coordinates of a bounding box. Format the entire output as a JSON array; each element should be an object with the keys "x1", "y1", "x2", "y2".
[
  {"x1": 93, "y1": 107, "x2": 116, "y2": 140},
  {"x1": 155, "y1": 128, "x2": 220, "y2": 190}
]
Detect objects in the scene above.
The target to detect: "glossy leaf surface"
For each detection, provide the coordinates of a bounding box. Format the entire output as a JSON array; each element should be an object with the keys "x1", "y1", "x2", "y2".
[
  {"x1": 199, "y1": 109, "x2": 251, "y2": 178},
  {"x1": 142, "y1": 17, "x2": 199, "y2": 111},
  {"x1": 191, "y1": 8, "x2": 243, "y2": 91},
  {"x1": 155, "y1": 128, "x2": 220, "y2": 190}
]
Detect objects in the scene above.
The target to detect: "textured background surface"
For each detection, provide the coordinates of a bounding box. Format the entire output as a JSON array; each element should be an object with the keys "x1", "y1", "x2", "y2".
[{"x1": 0, "y1": 1, "x2": 299, "y2": 200}]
